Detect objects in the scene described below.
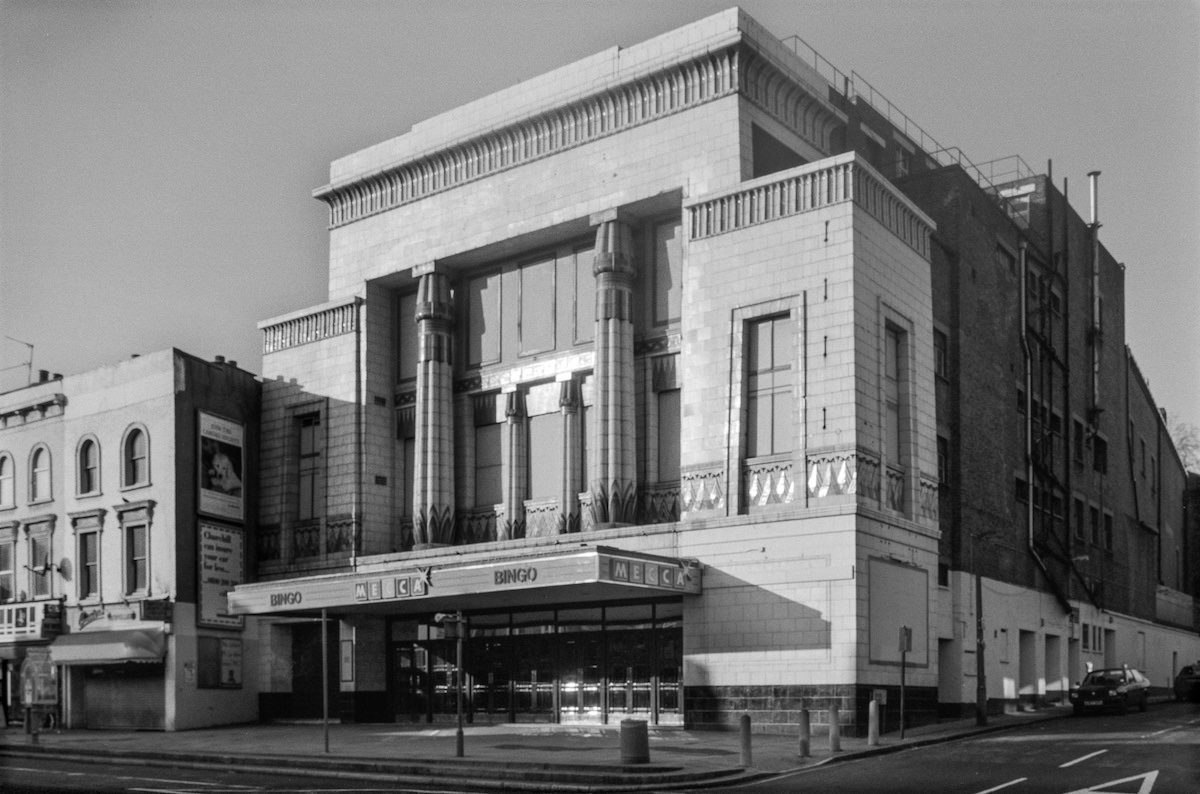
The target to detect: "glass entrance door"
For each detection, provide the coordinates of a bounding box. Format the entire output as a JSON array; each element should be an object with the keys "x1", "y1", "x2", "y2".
[
  {"x1": 389, "y1": 643, "x2": 427, "y2": 723},
  {"x1": 558, "y1": 633, "x2": 603, "y2": 723},
  {"x1": 607, "y1": 630, "x2": 652, "y2": 719}
]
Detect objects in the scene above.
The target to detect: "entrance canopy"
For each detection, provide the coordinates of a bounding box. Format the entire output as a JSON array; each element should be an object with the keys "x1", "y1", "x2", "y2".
[
  {"x1": 49, "y1": 629, "x2": 166, "y2": 665},
  {"x1": 229, "y1": 545, "x2": 701, "y2": 617}
]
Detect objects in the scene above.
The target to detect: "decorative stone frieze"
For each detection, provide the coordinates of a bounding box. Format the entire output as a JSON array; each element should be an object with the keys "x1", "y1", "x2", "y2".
[{"x1": 681, "y1": 465, "x2": 726, "y2": 514}]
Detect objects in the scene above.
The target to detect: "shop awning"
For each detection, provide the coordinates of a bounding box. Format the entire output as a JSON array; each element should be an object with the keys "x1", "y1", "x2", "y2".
[
  {"x1": 0, "y1": 644, "x2": 29, "y2": 660},
  {"x1": 48, "y1": 629, "x2": 166, "y2": 665}
]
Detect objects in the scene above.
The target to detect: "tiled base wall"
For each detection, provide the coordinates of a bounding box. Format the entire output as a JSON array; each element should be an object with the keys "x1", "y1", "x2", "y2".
[{"x1": 685, "y1": 684, "x2": 939, "y2": 737}]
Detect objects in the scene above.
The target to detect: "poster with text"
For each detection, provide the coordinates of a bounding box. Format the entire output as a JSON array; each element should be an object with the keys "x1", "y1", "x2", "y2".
[
  {"x1": 199, "y1": 522, "x2": 244, "y2": 629},
  {"x1": 199, "y1": 411, "x2": 244, "y2": 521}
]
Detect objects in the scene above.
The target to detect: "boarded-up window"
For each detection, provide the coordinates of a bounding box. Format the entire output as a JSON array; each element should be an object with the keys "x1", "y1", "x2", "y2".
[
  {"x1": 468, "y1": 272, "x2": 502, "y2": 366},
  {"x1": 520, "y1": 257, "x2": 555, "y2": 355}
]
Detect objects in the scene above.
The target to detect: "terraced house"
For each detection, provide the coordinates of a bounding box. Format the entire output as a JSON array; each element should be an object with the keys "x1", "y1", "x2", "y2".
[
  {"x1": 1, "y1": 351, "x2": 259, "y2": 730},
  {"x1": 227, "y1": 8, "x2": 1199, "y2": 735}
]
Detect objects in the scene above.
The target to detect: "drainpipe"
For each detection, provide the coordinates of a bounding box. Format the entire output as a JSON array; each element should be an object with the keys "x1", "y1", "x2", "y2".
[
  {"x1": 1021, "y1": 241, "x2": 1057, "y2": 587},
  {"x1": 1088, "y1": 172, "x2": 1102, "y2": 423}
]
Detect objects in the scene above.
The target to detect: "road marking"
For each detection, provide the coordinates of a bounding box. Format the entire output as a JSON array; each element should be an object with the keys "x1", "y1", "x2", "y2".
[
  {"x1": 1063, "y1": 770, "x2": 1158, "y2": 794},
  {"x1": 1060, "y1": 748, "x2": 1108, "y2": 767},
  {"x1": 973, "y1": 778, "x2": 1028, "y2": 794}
]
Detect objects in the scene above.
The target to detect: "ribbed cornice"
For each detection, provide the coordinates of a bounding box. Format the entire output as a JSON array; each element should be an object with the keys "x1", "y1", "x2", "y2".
[
  {"x1": 314, "y1": 42, "x2": 845, "y2": 230},
  {"x1": 685, "y1": 153, "x2": 934, "y2": 258}
]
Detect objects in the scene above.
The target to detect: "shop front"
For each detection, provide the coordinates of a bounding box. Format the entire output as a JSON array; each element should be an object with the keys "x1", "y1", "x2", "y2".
[
  {"x1": 49, "y1": 602, "x2": 171, "y2": 730},
  {"x1": 1, "y1": 601, "x2": 63, "y2": 726},
  {"x1": 230, "y1": 546, "x2": 699, "y2": 726}
]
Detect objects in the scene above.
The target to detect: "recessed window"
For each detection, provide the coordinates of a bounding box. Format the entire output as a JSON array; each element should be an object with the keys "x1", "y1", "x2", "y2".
[
  {"x1": 657, "y1": 388, "x2": 681, "y2": 483},
  {"x1": 28, "y1": 532, "x2": 50, "y2": 597},
  {"x1": 474, "y1": 422, "x2": 503, "y2": 507},
  {"x1": 1092, "y1": 436, "x2": 1108, "y2": 474},
  {"x1": 78, "y1": 438, "x2": 100, "y2": 495},
  {"x1": 29, "y1": 446, "x2": 51, "y2": 502},
  {"x1": 746, "y1": 315, "x2": 793, "y2": 458},
  {"x1": 0, "y1": 455, "x2": 13, "y2": 508},
  {"x1": 297, "y1": 413, "x2": 323, "y2": 522},
  {"x1": 126, "y1": 523, "x2": 148, "y2": 594},
  {"x1": 652, "y1": 221, "x2": 683, "y2": 326},
  {"x1": 123, "y1": 427, "x2": 150, "y2": 487},
  {"x1": 0, "y1": 540, "x2": 13, "y2": 601},
  {"x1": 79, "y1": 531, "x2": 99, "y2": 599},
  {"x1": 933, "y1": 330, "x2": 948, "y2": 380}
]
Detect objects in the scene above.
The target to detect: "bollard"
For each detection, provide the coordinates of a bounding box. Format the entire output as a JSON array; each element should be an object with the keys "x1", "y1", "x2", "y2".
[
  {"x1": 867, "y1": 700, "x2": 879, "y2": 746},
  {"x1": 739, "y1": 714, "x2": 752, "y2": 767},
  {"x1": 619, "y1": 719, "x2": 650, "y2": 764},
  {"x1": 828, "y1": 704, "x2": 841, "y2": 753},
  {"x1": 798, "y1": 708, "x2": 810, "y2": 758}
]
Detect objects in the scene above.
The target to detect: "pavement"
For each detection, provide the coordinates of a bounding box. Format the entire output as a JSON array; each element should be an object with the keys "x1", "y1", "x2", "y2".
[{"x1": 0, "y1": 706, "x2": 1078, "y2": 791}]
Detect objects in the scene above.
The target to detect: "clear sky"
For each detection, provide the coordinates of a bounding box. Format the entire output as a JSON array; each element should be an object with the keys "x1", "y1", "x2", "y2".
[{"x1": 2, "y1": 0, "x2": 1197, "y2": 432}]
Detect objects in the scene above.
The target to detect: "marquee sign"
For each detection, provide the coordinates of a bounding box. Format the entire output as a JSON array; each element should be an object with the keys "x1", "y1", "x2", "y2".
[{"x1": 228, "y1": 547, "x2": 700, "y2": 615}]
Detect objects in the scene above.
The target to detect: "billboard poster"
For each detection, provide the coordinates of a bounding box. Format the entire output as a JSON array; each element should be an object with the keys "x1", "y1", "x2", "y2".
[
  {"x1": 199, "y1": 411, "x2": 244, "y2": 522},
  {"x1": 199, "y1": 521, "x2": 244, "y2": 629}
]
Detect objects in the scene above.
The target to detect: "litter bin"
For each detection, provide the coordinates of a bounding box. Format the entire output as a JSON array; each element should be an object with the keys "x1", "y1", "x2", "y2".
[{"x1": 619, "y1": 718, "x2": 649, "y2": 764}]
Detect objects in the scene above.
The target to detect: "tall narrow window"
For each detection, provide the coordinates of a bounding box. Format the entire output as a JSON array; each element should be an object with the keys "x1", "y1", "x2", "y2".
[
  {"x1": 885, "y1": 327, "x2": 904, "y2": 467},
  {"x1": 475, "y1": 423, "x2": 503, "y2": 507},
  {"x1": 1092, "y1": 436, "x2": 1108, "y2": 474},
  {"x1": 126, "y1": 523, "x2": 148, "y2": 594},
  {"x1": 1103, "y1": 513, "x2": 1114, "y2": 551},
  {"x1": 396, "y1": 291, "x2": 419, "y2": 382},
  {"x1": 933, "y1": 330, "x2": 947, "y2": 380},
  {"x1": 467, "y1": 271, "x2": 502, "y2": 367},
  {"x1": 936, "y1": 436, "x2": 949, "y2": 487},
  {"x1": 123, "y1": 427, "x2": 149, "y2": 487},
  {"x1": 0, "y1": 540, "x2": 13, "y2": 601},
  {"x1": 519, "y1": 257, "x2": 555, "y2": 355},
  {"x1": 1089, "y1": 506, "x2": 1100, "y2": 546},
  {"x1": 297, "y1": 414, "x2": 323, "y2": 522},
  {"x1": 78, "y1": 438, "x2": 99, "y2": 495},
  {"x1": 573, "y1": 246, "x2": 595, "y2": 344},
  {"x1": 1073, "y1": 498, "x2": 1085, "y2": 540},
  {"x1": 652, "y1": 221, "x2": 683, "y2": 325},
  {"x1": 79, "y1": 531, "x2": 99, "y2": 599},
  {"x1": 528, "y1": 412, "x2": 562, "y2": 499},
  {"x1": 0, "y1": 455, "x2": 13, "y2": 508},
  {"x1": 657, "y1": 389, "x2": 681, "y2": 482},
  {"x1": 746, "y1": 315, "x2": 793, "y2": 458},
  {"x1": 30, "y1": 447, "x2": 50, "y2": 502},
  {"x1": 28, "y1": 533, "x2": 49, "y2": 597}
]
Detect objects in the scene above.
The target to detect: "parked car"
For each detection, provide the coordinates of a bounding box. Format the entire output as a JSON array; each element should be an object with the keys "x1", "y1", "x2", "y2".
[
  {"x1": 1173, "y1": 663, "x2": 1200, "y2": 702},
  {"x1": 1069, "y1": 667, "x2": 1150, "y2": 715}
]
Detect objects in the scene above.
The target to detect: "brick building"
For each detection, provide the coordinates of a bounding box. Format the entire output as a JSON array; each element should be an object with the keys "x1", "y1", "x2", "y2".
[
  {"x1": 228, "y1": 8, "x2": 1198, "y2": 733},
  {"x1": 0, "y1": 350, "x2": 260, "y2": 730}
]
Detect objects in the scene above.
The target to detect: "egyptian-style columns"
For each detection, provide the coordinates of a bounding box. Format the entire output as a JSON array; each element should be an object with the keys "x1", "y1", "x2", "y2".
[
  {"x1": 500, "y1": 388, "x2": 527, "y2": 541},
  {"x1": 590, "y1": 210, "x2": 638, "y2": 526},
  {"x1": 558, "y1": 376, "x2": 583, "y2": 533},
  {"x1": 412, "y1": 264, "x2": 456, "y2": 547}
]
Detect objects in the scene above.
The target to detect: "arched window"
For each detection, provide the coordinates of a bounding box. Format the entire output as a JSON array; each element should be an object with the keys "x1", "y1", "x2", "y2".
[
  {"x1": 0, "y1": 454, "x2": 14, "y2": 508},
  {"x1": 123, "y1": 427, "x2": 149, "y2": 487},
  {"x1": 78, "y1": 437, "x2": 100, "y2": 495},
  {"x1": 30, "y1": 446, "x2": 51, "y2": 502}
]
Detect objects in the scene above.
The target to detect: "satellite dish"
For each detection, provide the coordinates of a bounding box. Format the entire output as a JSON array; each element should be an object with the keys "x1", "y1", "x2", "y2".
[{"x1": 57, "y1": 558, "x2": 72, "y2": 581}]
